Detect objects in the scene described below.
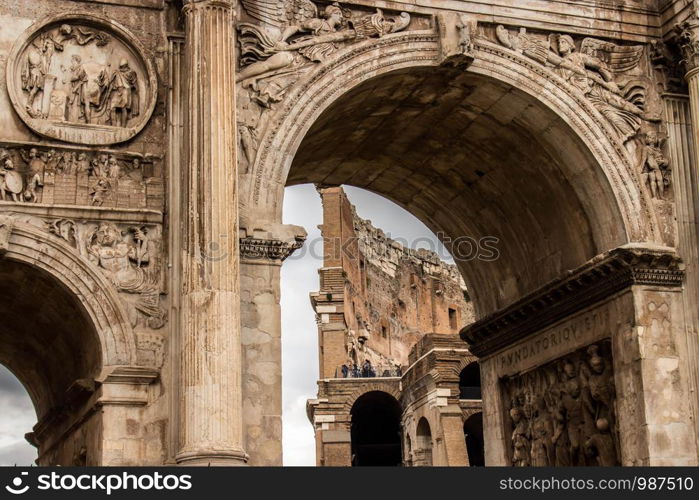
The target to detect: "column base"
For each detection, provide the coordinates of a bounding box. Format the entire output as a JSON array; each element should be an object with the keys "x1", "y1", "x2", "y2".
[{"x1": 175, "y1": 449, "x2": 249, "y2": 466}]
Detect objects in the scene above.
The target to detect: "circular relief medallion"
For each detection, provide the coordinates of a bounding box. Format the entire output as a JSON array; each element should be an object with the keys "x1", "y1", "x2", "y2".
[{"x1": 6, "y1": 14, "x2": 157, "y2": 145}]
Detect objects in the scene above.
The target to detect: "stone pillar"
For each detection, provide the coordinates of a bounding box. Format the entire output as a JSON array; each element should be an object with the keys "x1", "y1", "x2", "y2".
[
  {"x1": 674, "y1": 18, "x2": 699, "y2": 461},
  {"x1": 438, "y1": 408, "x2": 470, "y2": 466},
  {"x1": 239, "y1": 227, "x2": 305, "y2": 465},
  {"x1": 464, "y1": 247, "x2": 698, "y2": 466},
  {"x1": 177, "y1": 0, "x2": 246, "y2": 465}
]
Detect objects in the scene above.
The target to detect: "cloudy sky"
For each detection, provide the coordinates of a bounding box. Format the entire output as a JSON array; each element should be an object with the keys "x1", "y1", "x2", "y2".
[{"x1": 0, "y1": 184, "x2": 445, "y2": 466}]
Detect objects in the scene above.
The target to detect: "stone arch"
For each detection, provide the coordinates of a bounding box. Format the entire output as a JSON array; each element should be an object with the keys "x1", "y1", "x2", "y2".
[
  {"x1": 246, "y1": 31, "x2": 656, "y2": 245},
  {"x1": 244, "y1": 30, "x2": 661, "y2": 317},
  {"x1": 2, "y1": 219, "x2": 138, "y2": 372},
  {"x1": 349, "y1": 390, "x2": 403, "y2": 466},
  {"x1": 342, "y1": 382, "x2": 401, "y2": 413},
  {"x1": 414, "y1": 417, "x2": 434, "y2": 466}
]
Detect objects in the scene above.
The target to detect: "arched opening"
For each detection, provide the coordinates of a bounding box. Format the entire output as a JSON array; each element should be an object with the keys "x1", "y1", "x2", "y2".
[
  {"x1": 464, "y1": 412, "x2": 485, "y2": 467},
  {"x1": 278, "y1": 57, "x2": 639, "y2": 467},
  {"x1": 350, "y1": 391, "x2": 402, "y2": 466},
  {"x1": 459, "y1": 362, "x2": 481, "y2": 400},
  {"x1": 414, "y1": 417, "x2": 433, "y2": 467},
  {"x1": 283, "y1": 65, "x2": 630, "y2": 318},
  {"x1": 0, "y1": 259, "x2": 102, "y2": 463},
  {"x1": 0, "y1": 365, "x2": 36, "y2": 465}
]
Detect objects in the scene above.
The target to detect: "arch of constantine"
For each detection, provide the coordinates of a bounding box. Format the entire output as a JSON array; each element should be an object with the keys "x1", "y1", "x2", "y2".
[{"x1": 0, "y1": 0, "x2": 698, "y2": 466}]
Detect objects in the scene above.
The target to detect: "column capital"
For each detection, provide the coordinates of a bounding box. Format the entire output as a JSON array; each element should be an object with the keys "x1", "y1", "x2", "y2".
[
  {"x1": 239, "y1": 223, "x2": 307, "y2": 262},
  {"x1": 240, "y1": 237, "x2": 305, "y2": 262},
  {"x1": 676, "y1": 17, "x2": 699, "y2": 78},
  {"x1": 182, "y1": 0, "x2": 236, "y2": 14}
]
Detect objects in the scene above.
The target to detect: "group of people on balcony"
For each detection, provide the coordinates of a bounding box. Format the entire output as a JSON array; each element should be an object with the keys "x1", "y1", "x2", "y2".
[{"x1": 339, "y1": 360, "x2": 402, "y2": 379}]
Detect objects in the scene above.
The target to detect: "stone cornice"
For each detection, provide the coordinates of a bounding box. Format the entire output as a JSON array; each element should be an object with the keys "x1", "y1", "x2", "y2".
[
  {"x1": 239, "y1": 237, "x2": 304, "y2": 262},
  {"x1": 460, "y1": 246, "x2": 684, "y2": 358}
]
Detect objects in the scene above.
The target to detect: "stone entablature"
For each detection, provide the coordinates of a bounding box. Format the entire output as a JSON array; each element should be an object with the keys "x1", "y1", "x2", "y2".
[{"x1": 461, "y1": 246, "x2": 684, "y2": 358}]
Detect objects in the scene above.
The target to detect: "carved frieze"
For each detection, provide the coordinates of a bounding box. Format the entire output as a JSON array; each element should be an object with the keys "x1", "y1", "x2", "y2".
[
  {"x1": 493, "y1": 25, "x2": 660, "y2": 144},
  {"x1": 0, "y1": 144, "x2": 163, "y2": 210},
  {"x1": 47, "y1": 218, "x2": 166, "y2": 330},
  {"x1": 6, "y1": 14, "x2": 158, "y2": 145},
  {"x1": 504, "y1": 341, "x2": 618, "y2": 467},
  {"x1": 237, "y1": 1, "x2": 411, "y2": 107}
]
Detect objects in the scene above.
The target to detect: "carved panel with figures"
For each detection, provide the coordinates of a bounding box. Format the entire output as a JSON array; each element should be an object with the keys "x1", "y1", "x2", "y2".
[
  {"x1": 503, "y1": 341, "x2": 618, "y2": 467},
  {"x1": 6, "y1": 14, "x2": 158, "y2": 145},
  {"x1": 47, "y1": 218, "x2": 166, "y2": 330},
  {"x1": 0, "y1": 144, "x2": 163, "y2": 210}
]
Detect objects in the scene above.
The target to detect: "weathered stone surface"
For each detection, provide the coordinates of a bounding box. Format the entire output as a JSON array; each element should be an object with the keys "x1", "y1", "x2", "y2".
[{"x1": 0, "y1": 0, "x2": 698, "y2": 467}]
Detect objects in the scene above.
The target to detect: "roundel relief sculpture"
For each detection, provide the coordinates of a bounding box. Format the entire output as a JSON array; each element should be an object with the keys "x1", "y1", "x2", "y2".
[{"x1": 7, "y1": 15, "x2": 157, "y2": 145}]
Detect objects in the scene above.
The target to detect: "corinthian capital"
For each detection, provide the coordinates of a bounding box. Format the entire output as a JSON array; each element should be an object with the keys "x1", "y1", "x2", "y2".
[
  {"x1": 676, "y1": 18, "x2": 699, "y2": 76},
  {"x1": 182, "y1": 0, "x2": 236, "y2": 10}
]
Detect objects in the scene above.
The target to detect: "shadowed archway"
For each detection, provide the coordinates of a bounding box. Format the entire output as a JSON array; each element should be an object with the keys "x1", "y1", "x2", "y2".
[
  {"x1": 350, "y1": 391, "x2": 402, "y2": 466},
  {"x1": 283, "y1": 64, "x2": 632, "y2": 317}
]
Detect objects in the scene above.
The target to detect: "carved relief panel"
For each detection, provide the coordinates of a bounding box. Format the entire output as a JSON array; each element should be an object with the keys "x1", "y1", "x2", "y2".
[
  {"x1": 6, "y1": 14, "x2": 158, "y2": 145},
  {"x1": 503, "y1": 341, "x2": 619, "y2": 467},
  {"x1": 47, "y1": 218, "x2": 166, "y2": 330},
  {"x1": 0, "y1": 144, "x2": 163, "y2": 210}
]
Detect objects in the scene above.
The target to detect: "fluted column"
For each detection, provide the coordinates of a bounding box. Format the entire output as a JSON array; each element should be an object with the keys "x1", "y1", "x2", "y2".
[
  {"x1": 177, "y1": 0, "x2": 246, "y2": 465},
  {"x1": 675, "y1": 17, "x2": 699, "y2": 461}
]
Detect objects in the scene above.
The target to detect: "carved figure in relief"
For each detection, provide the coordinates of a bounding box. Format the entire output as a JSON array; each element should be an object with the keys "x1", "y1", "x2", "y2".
[
  {"x1": 550, "y1": 35, "x2": 646, "y2": 141},
  {"x1": 126, "y1": 158, "x2": 143, "y2": 182},
  {"x1": 46, "y1": 149, "x2": 61, "y2": 173},
  {"x1": 90, "y1": 178, "x2": 111, "y2": 206},
  {"x1": 238, "y1": 88, "x2": 261, "y2": 171},
  {"x1": 530, "y1": 396, "x2": 554, "y2": 466},
  {"x1": 69, "y1": 55, "x2": 92, "y2": 124},
  {"x1": 582, "y1": 345, "x2": 616, "y2": 435},
  {"x1": 0, "y1": 151, "x2": 23, "y2": 202},
  {"x1": 21, "y1": 45, "x2": 47, "y2": 117},
  {"x1": 102, "y1": 59, "x2": 140, "y2": 127},
  {"x1": 639, "y1": 131, "x2": 670, "y2": 199},
  {"x1": 505, "y1": 342, "x2": 618, "y2": 467},
  {"x1": 20, "y1": 148, "x2": 45, "y2": 203},
  {"x1": 584, "y1": 418, "x2": 619, "y2": 466},
  {"x1": 91, "y1": 153, "x2": 109, "y2": 178},
  {"x1": 238, "y1": 1, "x2": 409, "y2": 106},
  {"x1": 107, "y1": 155, "x2": 121, "y2": 179},
  {"x1": 87, "y1": 222, "x2": 164, "y2": 328},
  {"x1": 456, "y1": 14, "x2": 475, "y2": 56},
  {"x1": 75, "y1": 153, "x2": 90, "y2": 174},
  {"x1": 58, "y1": 24, "x2": 110, "y2": 47},
  {"x1": 560, "y1": 361, "x2": 585, "y2": 465},
  {"x1": 550, "y1": 399, "x2": 571, "y2": 466},
  {"x1": 510, "y1": 405, "x2": 531, "y2": 467},
  {"x1": 495, "y1": 26, "x2": 651, "y2": 141}
]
